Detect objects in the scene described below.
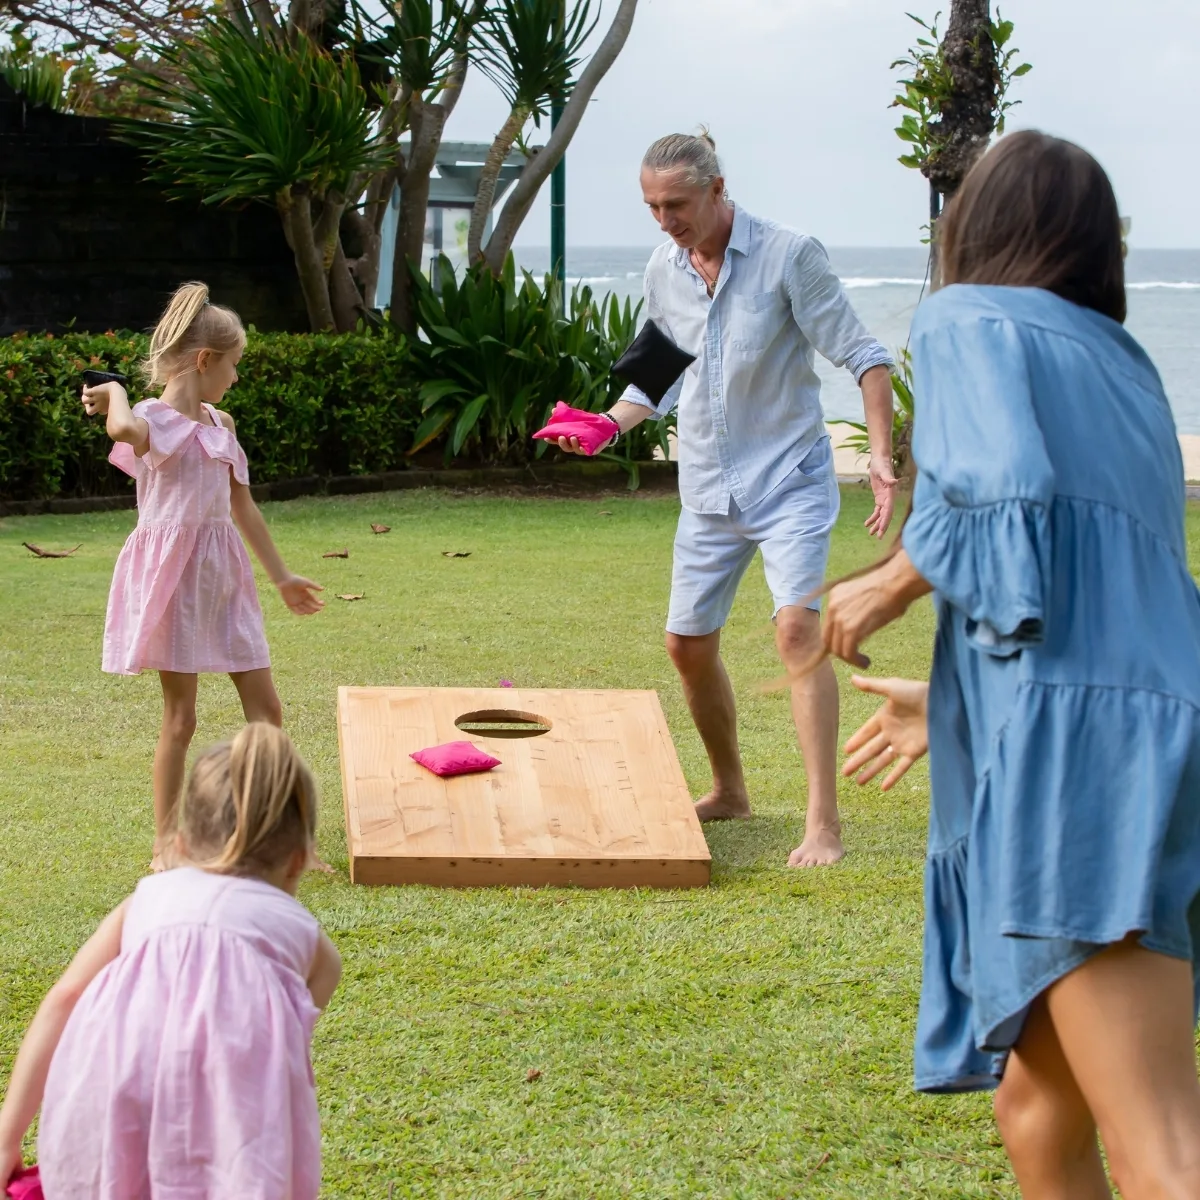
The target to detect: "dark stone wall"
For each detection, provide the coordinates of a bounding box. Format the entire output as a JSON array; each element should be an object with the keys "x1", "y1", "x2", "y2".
[{"x1": 0, "y1": 79, "x2": 309, "y2": 335}]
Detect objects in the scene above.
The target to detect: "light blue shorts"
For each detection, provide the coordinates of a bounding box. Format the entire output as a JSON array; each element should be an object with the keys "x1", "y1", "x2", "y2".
[{"x1": 666, "y1": 437, "x2": 840, "y2": 636}]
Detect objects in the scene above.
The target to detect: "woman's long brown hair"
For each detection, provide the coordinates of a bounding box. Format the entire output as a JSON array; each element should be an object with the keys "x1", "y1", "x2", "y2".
[{"x1": 769, "y1": 131, "x2": 1126, "y2": 686}]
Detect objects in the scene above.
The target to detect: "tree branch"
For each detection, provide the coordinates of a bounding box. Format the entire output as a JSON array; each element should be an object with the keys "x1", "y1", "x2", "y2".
[
  {"x1": 484, "y1": 0, "x2": 639, "y2": 273},
  {"x1": 467, "y1": 105, "x2": 526, "y2": 263},
  {"x1": 249, "y1": 0, "x2": 283, "y2": 34}
]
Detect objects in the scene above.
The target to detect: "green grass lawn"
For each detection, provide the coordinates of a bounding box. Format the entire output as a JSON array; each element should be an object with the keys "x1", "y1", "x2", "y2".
[{"x1": 2, "y1": 485, "x2": 1198, "y2": 1198}]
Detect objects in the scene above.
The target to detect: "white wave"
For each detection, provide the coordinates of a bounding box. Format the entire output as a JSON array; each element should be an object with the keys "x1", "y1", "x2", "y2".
[
  {"x1": 567, "y1": 275, "x2": 618, "y2": 285},
  {"x1": 841, "y1": 276, "x2": 926, "y2": 288},
  {"x1": 1127, "y1": 281, "x2": 1200, "y2": 290}
]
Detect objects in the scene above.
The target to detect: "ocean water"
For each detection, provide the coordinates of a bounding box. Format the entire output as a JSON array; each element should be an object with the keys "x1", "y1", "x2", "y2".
[{"x1": 513, "y1": 246, "x2": 1200, "y2": 434}]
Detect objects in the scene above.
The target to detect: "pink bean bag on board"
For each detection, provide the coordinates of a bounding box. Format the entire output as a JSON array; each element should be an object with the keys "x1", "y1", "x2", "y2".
[
  {"x1": 6, "y1": 1167, "x2": 43, "y2": 1200},
  {"x1": 531, "y1": 403, "x2": 617, "y2": 456},
  {"x1": 410, "y1": 741, "x2": 501, "y2": 777}
]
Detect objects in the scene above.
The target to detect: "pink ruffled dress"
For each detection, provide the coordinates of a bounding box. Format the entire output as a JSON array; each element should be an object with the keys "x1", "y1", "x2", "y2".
[
  {"x1": 103, "y1": 400, "x2": 269, "y2": 675},
  {"x1": 37, "y1": 867, "x2": 323, "y2": 1199}
]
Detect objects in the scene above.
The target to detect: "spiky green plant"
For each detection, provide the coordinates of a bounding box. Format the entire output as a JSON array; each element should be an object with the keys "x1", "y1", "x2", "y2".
[
  {"x1": 465, "y1": 0, "x2": 597, "y2": 262},
  {"x1": 123, "y1": 18, "x2": 391, "y2": 331},
  {"x1": 0, "y1": 47, "x2": 67, "y2": 109},
  {"x1": 407, "y1": 253, "x2": 669, "y2": 485}
]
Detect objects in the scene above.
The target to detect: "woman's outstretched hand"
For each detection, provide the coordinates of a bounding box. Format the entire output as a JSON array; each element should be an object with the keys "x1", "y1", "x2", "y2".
[
  {"x1": 277, "y1": 575, "x2": 325, "y2": 615},
  {"x1": 823, "y1": 549, "x2": 932, "y2": 668},
  {"x1": 842, "y1": 675, "x2": 929, "y2": 790}
]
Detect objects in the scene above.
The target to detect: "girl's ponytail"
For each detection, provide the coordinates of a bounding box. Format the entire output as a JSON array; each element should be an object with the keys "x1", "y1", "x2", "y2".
[
  {"x1": 177, "y1": 724, "x2": 318, "y2": 875},
  {"x1": 142, "y1": 281, "x2": 245, "y2": 388}
]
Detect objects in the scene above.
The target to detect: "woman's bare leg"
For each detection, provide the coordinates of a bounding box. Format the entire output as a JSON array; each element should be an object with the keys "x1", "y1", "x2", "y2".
[
  {"x1": 1046, "y1": 937, "x2": 1200, "y2": 1200},
  {"x1": 153, "y1": 671, "x2": 198, "y2": 870},
  {"x1": 993, "y1": 996, "x2": 1111, "y2": 1198}
]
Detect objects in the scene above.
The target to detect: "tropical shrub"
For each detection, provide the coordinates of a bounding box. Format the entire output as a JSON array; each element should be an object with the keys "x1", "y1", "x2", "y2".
[
  {"x1": 0, "y1": 330, "x2": 420, "y2": 500},
  {"x1": 409, "y1": 253, "x2": 673, "y2": 482},
  {"x1": 830, "y1": 349, "x2": 914, "y2": 481}
]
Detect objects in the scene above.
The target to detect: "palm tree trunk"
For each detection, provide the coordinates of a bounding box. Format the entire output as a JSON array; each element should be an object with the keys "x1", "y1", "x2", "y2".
[
  {"x1": 484, "y1": 0, "x2": 639, "y2": 275},
  {"x1": 388, "y1": 96, "x2": 449, "y2": 334},
  {"x1": 386, "y1": 13, "x2": 475, "y2": 334},
  {"x1": 467, "y1": 106, "x2": 528, "y2": 265},
  {"x1": 927, "y1": 0, "x2": 997, "y2": 199},
  {"x1": 329, "y1": 242, "x2": 363, "y2": 332},
  {"x1": 277, "y1": 184, "x2": 337, "y2": 331}
]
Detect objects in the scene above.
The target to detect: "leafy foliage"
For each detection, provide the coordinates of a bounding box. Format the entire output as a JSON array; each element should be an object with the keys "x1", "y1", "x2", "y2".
[
  {"x1": 122, "y1": 18, "x2": 388, "y2": 207},
  {"x1": 0, "y1": 311, "x2": 673, "y2": 500},
  {"x1": 0, "y1": 330, "x2": 421, "y2": 500},
  {"x1": 408, "y1": 254, "x2": 673, "y2": 484},
  {"x1": 0, "y1": 27, "x2": 68, "y2": 108},
  {"x1": 472, "y1": 0, "x2": 597, "y2": 121},
  {"x1": 890, "y1": 9, "x2": 1031, "y2": 176},
  {"x1": 830, "y1": 350, "x2": 916, "y2": 481},
  {"x1": 356, "y1": 0, "x2": 477, "y2": 97}
]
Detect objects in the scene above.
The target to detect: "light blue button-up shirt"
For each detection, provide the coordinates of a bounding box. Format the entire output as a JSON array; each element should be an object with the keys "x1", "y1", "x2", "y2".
[{"x1": 623, "y1": 206, "x2": 893, "y2": 515}]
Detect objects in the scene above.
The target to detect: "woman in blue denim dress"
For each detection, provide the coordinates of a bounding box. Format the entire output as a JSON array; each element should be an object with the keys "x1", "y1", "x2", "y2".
[{"x1": 822, "y1": 132, "x2": 1200, "y2": 1198}]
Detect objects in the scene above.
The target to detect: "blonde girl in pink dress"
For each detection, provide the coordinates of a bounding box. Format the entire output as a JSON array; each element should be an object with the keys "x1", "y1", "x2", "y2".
[
  {"x1": 81, "y1": 282, "x2": 324, "y2": 869},
  {"x1": 0, "y1": 723, "x2": 343, "y2": 1199}
]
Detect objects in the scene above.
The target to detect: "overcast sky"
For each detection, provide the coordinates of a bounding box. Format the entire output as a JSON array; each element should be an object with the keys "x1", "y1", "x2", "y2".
[{"x1": 442, "y1": 0, "x2": 1200, "y2": 248}]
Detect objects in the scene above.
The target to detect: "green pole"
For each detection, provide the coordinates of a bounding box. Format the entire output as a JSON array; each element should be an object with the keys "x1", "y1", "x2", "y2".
[{"x1": 550, "y1": 98, "x2": 566, "y2": 285}]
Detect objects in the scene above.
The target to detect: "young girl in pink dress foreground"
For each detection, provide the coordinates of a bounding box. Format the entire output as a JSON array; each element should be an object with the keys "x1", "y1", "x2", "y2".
[
  {"x1": 0, "y1": 723, "x2": 342, "y2": 1198},
  {"x1": 81, "y1": 283, "x2": 324, "y2": 869}
]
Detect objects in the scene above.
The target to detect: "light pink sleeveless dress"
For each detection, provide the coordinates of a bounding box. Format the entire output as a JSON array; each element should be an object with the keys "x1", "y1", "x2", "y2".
[
  {"x1": 103, "y1": 399, "x2": 270, "y2": 675},
  {"x1": 38, "y1": 868, "x2": 323, "y2": 1199}
]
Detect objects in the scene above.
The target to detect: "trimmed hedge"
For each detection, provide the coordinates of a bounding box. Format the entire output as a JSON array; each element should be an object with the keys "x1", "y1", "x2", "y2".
[{"x1": 0, "y1": 330, "x2": 421, "y2": 500}]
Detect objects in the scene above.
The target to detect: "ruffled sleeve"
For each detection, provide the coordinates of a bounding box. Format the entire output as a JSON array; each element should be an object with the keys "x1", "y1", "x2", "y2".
[
  {"x1": 902, "y1": 308, "x2": 1055, "y2": 656},
  {"x1": 107, "y1": 400, "x2": 198, "y2": 478},
  {"x1": 196, "y1": 409, "x2": 250, "y2": 485},
  {"x1": 106, "y1": 401, "x2": 250, "y2": 484}
]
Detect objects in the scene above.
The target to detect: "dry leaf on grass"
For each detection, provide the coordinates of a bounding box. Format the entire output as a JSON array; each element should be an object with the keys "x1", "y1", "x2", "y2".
[
  {"x1": 599, "y1": 510, "x2": 612, "y2": 516},
  {"x1": 23, "y1": 542, "x2": 81, "y2": 558},
  {"x1": 322, "y1": 549, "x2": 349, "y2": 559},
  {"x1": 336, "y1": 593, "x2": 365, "y2": 602},
  {"x1": 525, "y1": 1068, "x2": 542, "y2": 1082},
  {"x1": 441, "y1": 550, "x2": 471, "y2": 558},
  {"x1": 370, "y1": 523, "x2": 391, "y2": 534}
]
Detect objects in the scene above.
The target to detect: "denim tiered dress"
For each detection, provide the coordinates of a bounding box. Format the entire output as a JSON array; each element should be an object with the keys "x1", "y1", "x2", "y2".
[{"x1": 901, "y1": 284, "x2": 1200, "y2": 1093}]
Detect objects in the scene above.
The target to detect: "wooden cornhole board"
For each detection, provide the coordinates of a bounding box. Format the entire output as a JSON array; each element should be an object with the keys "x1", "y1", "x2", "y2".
[{"x1": 337, "y1": 686, "x2": 710, "y2": 888}]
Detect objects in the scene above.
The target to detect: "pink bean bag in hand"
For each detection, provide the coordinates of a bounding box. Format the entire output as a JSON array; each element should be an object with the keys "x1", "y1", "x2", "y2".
[
  {"x1": 411, "y1": 741, "x2": 501, "y2": 777},
  {"x1": 6, "y1": 1167, "x2": 43, "y2": 1200},
  {"x1": 531, "y1": 402, "x2": 617, "y2": 456}
]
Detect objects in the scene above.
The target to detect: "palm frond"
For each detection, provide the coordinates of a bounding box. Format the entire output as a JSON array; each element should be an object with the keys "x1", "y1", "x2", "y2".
[{"x1": 121, "y1": 17, "x2": 389, "y2": 204}]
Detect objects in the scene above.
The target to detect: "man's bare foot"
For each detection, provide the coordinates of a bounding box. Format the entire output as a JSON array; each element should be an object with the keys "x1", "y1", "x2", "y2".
[
  {"x1": 694, "y1": 792, "x2": 752, "y2": 823},
  {"x1": 786, "y1": 825, "x2": 845, "y2": 867}
]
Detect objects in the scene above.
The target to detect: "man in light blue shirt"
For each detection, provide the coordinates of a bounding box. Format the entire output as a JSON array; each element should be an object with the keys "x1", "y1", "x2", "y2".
[{"x1": 557, "y1": 132, "x2": 897, "y2": 867}]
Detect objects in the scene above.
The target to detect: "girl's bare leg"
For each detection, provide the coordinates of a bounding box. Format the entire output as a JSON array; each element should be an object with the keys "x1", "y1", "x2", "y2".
[
  {"x1": 153, "y1": 671, "x2": 199, "y2": 871},
  {"x1": 994, "y1": 996, "x2": 1111, "y2": 1198},
  {"x1": 229, "y1": 667, "x2": 283, "y2": 727},
  {"x1": 229, "y1": 668, "x2": 333, "y2": 873},
  {"x1": 1046, "y1": 937, "x2": 1200, "y2": 1200}
]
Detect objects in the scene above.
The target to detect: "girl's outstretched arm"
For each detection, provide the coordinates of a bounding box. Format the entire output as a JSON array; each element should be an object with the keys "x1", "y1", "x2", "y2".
[
  {"x1": 227, "y1": 476, "x2": 324, "y2": 617},
  {"x1": 81, "y1": 381, "x2": 149, "y2": 453},
  {"x1": 0, "y1": 900, "x2": 129, "y2": 1181}
]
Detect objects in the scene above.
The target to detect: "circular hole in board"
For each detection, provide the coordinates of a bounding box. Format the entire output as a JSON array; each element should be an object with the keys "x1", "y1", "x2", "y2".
[{"x1": 454, "y1": 709, "x2": 553, "y2": 739}]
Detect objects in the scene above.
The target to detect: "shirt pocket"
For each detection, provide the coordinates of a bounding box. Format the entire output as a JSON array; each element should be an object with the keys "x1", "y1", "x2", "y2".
[{"x1": 726, "y1": 290, "x2": 781, "y2": 353}]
